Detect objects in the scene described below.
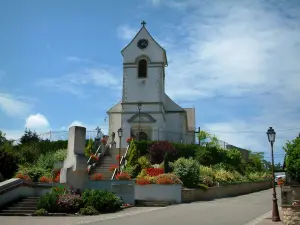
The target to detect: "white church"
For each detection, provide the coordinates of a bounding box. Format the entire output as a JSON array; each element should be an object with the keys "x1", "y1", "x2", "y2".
[{"x1": 107, "y1": 22, "x2": 196, "y2": 148}]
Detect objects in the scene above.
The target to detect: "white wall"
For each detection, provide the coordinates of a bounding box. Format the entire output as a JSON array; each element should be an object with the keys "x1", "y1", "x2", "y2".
[{"x1": 165, "y1": 112, "x2": 185, "y2": 143}]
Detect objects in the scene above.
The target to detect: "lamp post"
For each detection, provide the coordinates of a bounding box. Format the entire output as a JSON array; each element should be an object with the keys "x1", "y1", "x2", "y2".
[
  {"x1": 137, "y1": 103, "x2": 142, "y2": 140},
  {"x1": 267, "y1": 127, "x2": 281, "y2": 222},
  {"x1": 117, "y1": 128, "x2": 123, "y2": 172}
]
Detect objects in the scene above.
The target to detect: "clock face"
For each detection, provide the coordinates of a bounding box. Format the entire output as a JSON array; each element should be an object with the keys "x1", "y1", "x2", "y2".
[{"x1": 137, "y1": 39, "x2": 148, "y2": 49}]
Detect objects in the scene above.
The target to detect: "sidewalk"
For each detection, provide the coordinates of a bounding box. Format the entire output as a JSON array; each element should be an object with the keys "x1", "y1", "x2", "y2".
[{"x1": 251, "y1": 208, "x2": 284, "y2": 225}]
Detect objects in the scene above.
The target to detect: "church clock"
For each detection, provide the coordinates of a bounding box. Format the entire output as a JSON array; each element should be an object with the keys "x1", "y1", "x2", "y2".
[{"x1": 137, "y1": 39, "x2": 148, "y2": 49}]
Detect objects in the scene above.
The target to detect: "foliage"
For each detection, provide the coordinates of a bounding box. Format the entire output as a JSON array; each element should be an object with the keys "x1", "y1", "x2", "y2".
[
  {"x1": 148, "y1": 141, "x2": 176, "y2": 164},
  {"x1": 0, "y1": 146, "x2": 19, "y2": 180},
  {"x1": 214, "y1": 169, "x2": 236, "y2": 184},
  {"x1": 15, "y1": 173, "x2": 31, "y2": 181},
  {"x1": 283, "y1": 137, "x2": 300, "y2": 183},
  {"x1": 195, "y1": 146, "x2": 227, "y2": 166},
  {"x1": 18, "y1": 143, "x2": 40, "y2": 164},
  {"x1": 36, "y1": 151, "x2": 56, "y2": 170},
  {"x1": 53, "y1": 149, "x2": 67, "y2": 162},
  {"x1": 20, "y1": 129, "x2": 40, "y2": 144},
  {"x1": 37, "y1": 192, "x2": 59, "y2": 212},
  {"x1": 198, "y1": 184, "x2": 209, "y2": 190},
  {"x1": 116, "y1": 172, "x2": 131, "y2": 180},
  {"x1": 84, "y1": 139, "x2": 94, "y2": 157},
  {"x1": 79, "y1": 206, "x2": 99, "y2": 215},
  {"x1": 27, "y1": 166, "x2": 49, "y2": 182},
  {"x1": 57, "y1": 194, "x2": 83, "y2": 213},
  {"x1": 82, "y1": 189, "x2": 123, "y2": 213},
  {"x1": 122, "y1": 165, "x2": 137, "y2": 178},
  {"x1": 127, "y1": 141, "x2": 139, "y2": 166},
  {"x1": 173, "y1": 157, "x2": 200, "y2": 188},
  {"x1": 156, "y1": 176, "x2": 174, "y2": 185},
  {"x1": 225, "y1": 149, "x2": 244, "y2": 174},
  {"x1": 34, "y1": 208, "x2": 48, "y2": 216},
  {"x1": 199, "y1": 165, "x2": 215, "y2": 187},
  {"x1": 163, "y1": 153, "x2": 170, "y2": 173},
  {"x1": 245, "y1": 152, "x2": 265, "y2": 173},
  {"x1": 90, "y1": 173, "x2": 103, "y2": 180},
  {"x1": 136, "y1": 177, "x2": 151, "y2": 185},
  {"x1": 138, "y1": 156, "x2": 152, "y2": 169}
]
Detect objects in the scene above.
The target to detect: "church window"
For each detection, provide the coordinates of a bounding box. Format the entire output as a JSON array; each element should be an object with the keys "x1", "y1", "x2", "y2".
[{"x1": 138, "y1": 59, "x2": 147, "y2": 78}]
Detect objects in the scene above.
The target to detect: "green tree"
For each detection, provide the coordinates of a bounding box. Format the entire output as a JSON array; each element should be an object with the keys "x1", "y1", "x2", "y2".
[
  {"x1": 198, "y1": 131, "x2": 221, "y2": 148},
  {"x1": 20, "y1": 129, "x2": 40, "y2": 145},
  {"x1": 245, "y1": 151, "x2": 265, "y2": 172},
  {"x1": 283, "y1": 137, "x2": 300, "y2": 183}
]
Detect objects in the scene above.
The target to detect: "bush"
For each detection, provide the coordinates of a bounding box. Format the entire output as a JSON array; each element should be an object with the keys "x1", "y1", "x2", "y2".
[
  {"x1": 53, "y1": 149, "x2": 67, "y2": 162},
  {"x1": 214, "y1": 169, "x2": 235, "y2": 184},
  {"x1": 156, "y1": 173, "x2": 182, "y2": 185},
  {"x1": 27, "y1": 166, "x2": 48, "y2": 182},
  {"x1": 0, "y1": 147, "x2": 19, "y2": 180},
  {"x1": 123, "y1": 165, "x2": 138, "y2": 178},
  {"x1": 57, "y1": 194, "x2": 82, "y2": 213},
  {"x1": 283, "y1": 137, "x2": 300, "y2": 183},
  {"x1": 138, "y1": 156, "x2": 152, "y2": 169},
  {"x1": 79, "y1": 206, "x2": 99, "y2": 215},
  {"x1": 19, "y1": 143, "x2": 40, "y2": 164},
  {"x1": 136, "y1": 177, "x2": 151, "y2": 185},
  {"x1": 198, "y1": 184, "x2": 209, "y2": 190},
  {"x1": 127, "y1": 141, "x2": 139, "y2": 167},
  {"x1": 173, "y1": 157, "x2": 200, "y2": 188},
  {"x1": 36, "y1": 151, "x2": 56, "y2": 170},
  {"x1": 82, "y1": 189, "x2": 123, "y2": 213},
  {"x1": 148, "y1": 141, "x2": 176, "y2": 164},
  {"x1": 37, "y1": 192, "x2": 59, "y2": 212},
  {"x1": 34, "y1": 208, "x2": 48, "y2": 216}
]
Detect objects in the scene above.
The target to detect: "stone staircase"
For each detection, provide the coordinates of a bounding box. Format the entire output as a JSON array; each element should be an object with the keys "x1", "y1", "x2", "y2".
[
  {"x1": 0, "y1": 197, "x2": 39, "y2": 216},
  {"x1": 90, "y1": 148, "x2": 127, "y2": 180}
]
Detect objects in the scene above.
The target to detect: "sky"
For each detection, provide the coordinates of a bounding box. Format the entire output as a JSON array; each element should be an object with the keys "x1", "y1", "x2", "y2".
[{"x1": 1, "y1": 0, "x2": 300, "y2": 164}]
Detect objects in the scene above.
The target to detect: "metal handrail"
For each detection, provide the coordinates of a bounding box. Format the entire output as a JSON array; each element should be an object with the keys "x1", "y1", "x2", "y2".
[{"x1": 111, "y1": 144, "x2": 130, "y2": 180}]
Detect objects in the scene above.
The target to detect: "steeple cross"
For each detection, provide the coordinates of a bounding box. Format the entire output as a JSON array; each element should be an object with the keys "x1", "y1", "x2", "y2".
[{"x1": 141, "y1": 21, "x2": 146, "y2": 26}]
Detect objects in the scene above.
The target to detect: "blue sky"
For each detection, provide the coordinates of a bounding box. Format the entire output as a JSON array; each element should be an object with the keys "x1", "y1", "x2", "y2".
[{"x1": 1, "y1": 0, "x2": 300, "y2": 164}]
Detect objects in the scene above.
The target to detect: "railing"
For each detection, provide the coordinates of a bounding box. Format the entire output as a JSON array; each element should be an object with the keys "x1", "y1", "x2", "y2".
[
  {"x1": 87, "y1": 144, "x2": 104, "y2": 174},
  {"x1": 111, "y1": 144, "x2": 131, "y2": 180}
]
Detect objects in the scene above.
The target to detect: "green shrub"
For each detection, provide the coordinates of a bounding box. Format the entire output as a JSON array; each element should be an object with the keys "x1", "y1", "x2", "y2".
[
  {"x1": 214, "y1": 169, "x2": 236, "y2": 184},
  {"x1": 172, "y1": 143, "x2": 199, "y2": 159},
  {"x1": 36, "y1": 152, "x2": 56, "y2": 170},
  {"x1": 27, "y1": 166, "x2": 48, "y2": 182},
  {"x1": 198, "y1": 184, "x2": 209, "y2": 190},
  {"x1": 123, "y1": 165, "x2": 138, "y2": 178},
  {"x1": 283, "y1": 137, "x2": 300, "y2": 183},
  {"x1": 79, "y1": 206, "x2": 99, "y2": 215},
  {"x1": 34, "y1": 208, "x2": 48, "y2": 216},
  {"x1": 138, "y1": 156, "x2": 152, "y2": 169},
  {"x1": 19, "y1": 143, "x2": 40, "y2": 164},
  {"x1": 82, "y1": 189, "x2": 123, "y2": 213},
  {"x1": 57, "y1": 194, "x2": 82, "y2": 213},
  {"x1": 53, "y1": 149, "x2": 67, "y2": 162},
  {"x1": 173, "y1": 157, "x2": 200, "y2": 188},
  {"x1": 127, "y1": 141, "x2": 139, "y2": 166},
  {"x1": 134, "y1": 140, "x2": 153, "y2": 156},
  {"x1": 37, "y1": 192, "x2": 59, "y2": 212}
]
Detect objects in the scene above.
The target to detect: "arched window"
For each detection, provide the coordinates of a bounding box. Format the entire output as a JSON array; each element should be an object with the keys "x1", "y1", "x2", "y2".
[{"x1": 138, "y1": 59, "x2": 147, "y2": 78}]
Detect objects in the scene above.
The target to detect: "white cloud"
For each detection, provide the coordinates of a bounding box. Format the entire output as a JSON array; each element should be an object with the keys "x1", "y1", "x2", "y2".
[
  {"x1": 0, "y1": 93, "x2": 31, "y2": 117},
  {"x1": 66, "y1": 56, "x2": 94, "y2": 64},
  {"x1": 117, "y1": 25, "x2": 138, "y2": 41},
  {"x1": 37, "y1": 67, "x2": 121, "y2": 96},
  {"x1": 25, "y1": 113, "x2": 50, "y2": 130}
]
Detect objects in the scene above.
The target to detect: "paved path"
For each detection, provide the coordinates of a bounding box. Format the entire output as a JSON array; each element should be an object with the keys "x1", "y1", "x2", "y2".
[{"x1": 1, "y1": 188, "x2": 281, "y2": 225}]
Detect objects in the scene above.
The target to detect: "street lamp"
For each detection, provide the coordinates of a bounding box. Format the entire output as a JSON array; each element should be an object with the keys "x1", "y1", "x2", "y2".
[
  {"x1": 117, "y1": 128, "x2": 123, "y2": 172},
  {"x1": 137, "y1": 103, "x2": 142, "y2": 140},
  {"x1": 267, "y1": 127, "x2": 281, "y2": 222}
]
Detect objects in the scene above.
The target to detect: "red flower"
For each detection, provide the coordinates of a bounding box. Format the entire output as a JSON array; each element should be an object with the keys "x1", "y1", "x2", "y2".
[
  {"x1": 54, "y1": 173, "x2": 60, "y2": 183},
  {"x1": 116, "y1": 172, "x2": 131, "y2": 180},
  {"x1": 136, "y1": 177, "x2": 150, "y2": 185},
  {"x1": 90, "y1": 154, "x2": 99, "y2": 161},
  {"x1": 145, "y1": 168, "x2": 164, "y2": 177},
  {"x1": 39, "y1": 176, "x2": 52, "y2": 183},
  {"x1": 126, "y1": 137, "x2": 133, "y2": 143},
  {"x1": 109, "y1": 164, "x2": 118, "y2": 172},
  {"x1": 116, "y1": 154, "x2": 121, "y2": 161},
  {"x1": 15, "y1": 173, "x2": 31, "y2": 181},
  {"x1": 90, "y1": 173, "x2": 103, "y2": 180}
]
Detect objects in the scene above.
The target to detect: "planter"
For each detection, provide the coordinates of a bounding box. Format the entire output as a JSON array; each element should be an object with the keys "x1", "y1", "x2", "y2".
[
  {"x1": 135, "y1": 184, "x2": 182, "y2": 204},
  {"x1": 182, "y1": 180, "x2": 272, "y2": 203},
  {"x1": 281, "y1": 185, "x2": 300, "y2": 205},
  {"x1": 85, "y1": 180, "x2": 135, "y2": 205}
]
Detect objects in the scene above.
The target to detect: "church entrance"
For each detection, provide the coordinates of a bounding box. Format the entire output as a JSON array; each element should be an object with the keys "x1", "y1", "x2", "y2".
[{"x1": 135, "y1": 131, "x2": 148, "y2": 141}]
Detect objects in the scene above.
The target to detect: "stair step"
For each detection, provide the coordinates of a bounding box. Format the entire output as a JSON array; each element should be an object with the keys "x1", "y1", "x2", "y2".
[
  {"x1": 7, "y1": 206, "x2": 37, "y2": 210},
  {"x1": 0, "y1": 213, "x2": 32, "y2": 216},
  {"x1": 1, "y1": 209, "x2": 36, "y2": 213}
]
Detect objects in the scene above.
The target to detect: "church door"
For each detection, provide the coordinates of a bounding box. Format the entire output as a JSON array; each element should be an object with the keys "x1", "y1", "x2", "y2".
[{"x1": 136, "y1": 131, "x2": 148, "y2": 141}]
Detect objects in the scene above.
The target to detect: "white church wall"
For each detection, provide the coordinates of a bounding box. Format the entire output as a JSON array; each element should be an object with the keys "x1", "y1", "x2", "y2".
[
  {"x1": 165, "y1": 113, "x2": 185, "y2": 143},
  {"x1": 108, "y1": 113, "x2": 121, "y2": 143},
  {"x1": 123, "y1": 67, "x2": 163, "y2": 103}
]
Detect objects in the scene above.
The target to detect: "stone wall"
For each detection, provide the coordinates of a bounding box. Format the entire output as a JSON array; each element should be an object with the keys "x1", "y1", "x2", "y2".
[
  {"x1": 282, "y1": 205, "x2": 300, "y2": 225},
  {"x1": 182, "y1": 180, "x2": 272, "y2": 203}
]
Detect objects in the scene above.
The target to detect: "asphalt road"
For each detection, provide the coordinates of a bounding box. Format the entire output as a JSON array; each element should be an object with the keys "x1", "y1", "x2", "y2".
[{"x1": 89, "y1": 188, "x2": 280, "y2": 225}]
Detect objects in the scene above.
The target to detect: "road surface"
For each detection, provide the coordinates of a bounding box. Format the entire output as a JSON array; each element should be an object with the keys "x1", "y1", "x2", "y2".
[{"x1": 1, "y1": 188, "x2": 280, "y2": 225}]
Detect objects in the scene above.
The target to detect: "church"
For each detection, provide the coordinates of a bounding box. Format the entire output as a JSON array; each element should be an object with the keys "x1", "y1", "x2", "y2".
[{"x1": 107, "y1": 22, "x2": 196, "y2": 148}]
